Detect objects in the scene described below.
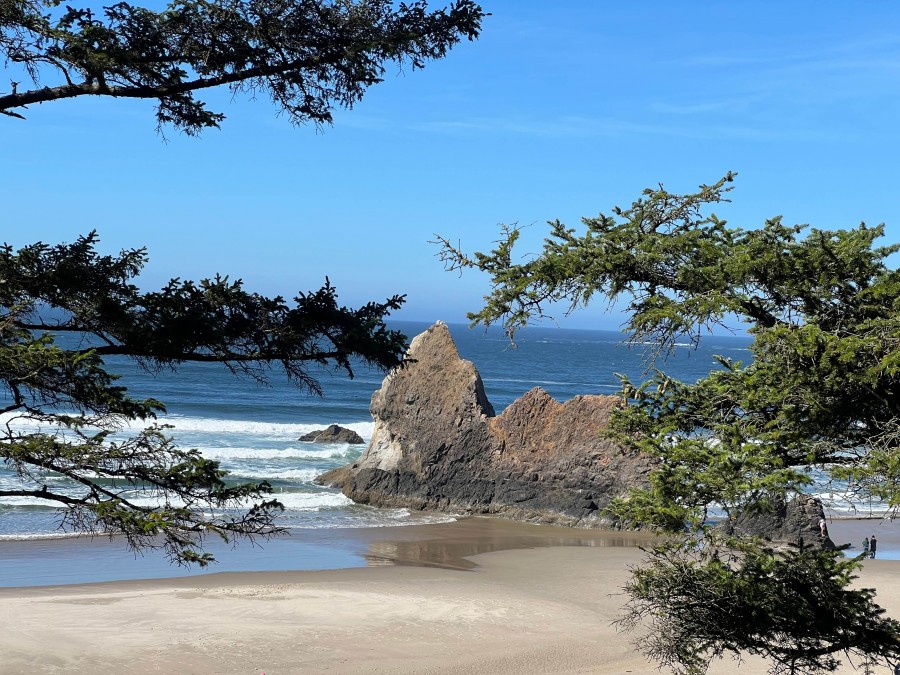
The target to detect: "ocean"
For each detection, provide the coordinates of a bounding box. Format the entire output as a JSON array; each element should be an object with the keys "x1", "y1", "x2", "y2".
[{"x1": 4, "y1": 320, "x2": 884, "y2": 585}]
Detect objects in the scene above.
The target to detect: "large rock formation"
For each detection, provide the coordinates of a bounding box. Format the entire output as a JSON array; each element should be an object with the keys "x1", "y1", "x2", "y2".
[
  {"x1": 318, "y1": 322, "x2": 650, "y2": 527},
  {"x1": 721, "y1": 494, "x2": 838, "y2": 550}
]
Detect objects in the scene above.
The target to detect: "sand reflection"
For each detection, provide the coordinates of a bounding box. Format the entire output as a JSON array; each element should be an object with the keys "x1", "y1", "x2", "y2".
[{"x1": 361, "y1": 516, "x2": 652, "y2": 570}]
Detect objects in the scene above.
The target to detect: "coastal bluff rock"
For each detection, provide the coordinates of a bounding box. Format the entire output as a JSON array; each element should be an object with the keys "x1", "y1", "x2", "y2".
[
  {"x1": 722, "y1": 494, "x2": 838, "y2": 550},
  {"x1": 299, "y1": 424, "x2": 364, "y2": 445},
  {"x1": 318, "y1": 321, "x2": 650, "y2": 526}
]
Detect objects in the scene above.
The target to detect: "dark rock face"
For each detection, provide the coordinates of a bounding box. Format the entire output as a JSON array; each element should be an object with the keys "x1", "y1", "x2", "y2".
[
  {"x1": 299, "y1": 424, "x2": 364, "y2": 445},
  {"x1": 721, "y1": 494, "x2": 836, "y2": 550},
  {"x1": 318, "y1": 321, "x2": 650, "y2": 527}
]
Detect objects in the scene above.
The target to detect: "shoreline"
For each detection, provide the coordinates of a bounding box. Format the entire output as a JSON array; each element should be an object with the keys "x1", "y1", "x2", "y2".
[
  {"x1": 1, "y1": 517, "x2": 898, "y2": 674},
  {"x1": 0, "y1": 513, "x2": 897, "y2": 590},
  {"x1": 825, "y1": 515, "x2": 898, "y2": 559},
  {"x1": 0, "y1": 516, "x2": 656, "y2": 589}
]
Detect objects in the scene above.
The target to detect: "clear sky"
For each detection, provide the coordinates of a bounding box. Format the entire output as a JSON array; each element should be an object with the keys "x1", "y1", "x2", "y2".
[{"x1": 5, "y1": 1, "x2": 900, "y2": 331}]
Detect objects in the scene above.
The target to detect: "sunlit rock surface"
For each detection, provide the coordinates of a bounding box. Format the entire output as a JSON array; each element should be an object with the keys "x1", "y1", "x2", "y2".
[{"x1": 319, "y1": 322, "x2": 650, "y2": 527}]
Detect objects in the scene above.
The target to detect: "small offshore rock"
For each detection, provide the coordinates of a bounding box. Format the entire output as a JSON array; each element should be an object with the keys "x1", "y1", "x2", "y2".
[{"x1": 299, "y1": 424, "x2": 364, "y2": 444}]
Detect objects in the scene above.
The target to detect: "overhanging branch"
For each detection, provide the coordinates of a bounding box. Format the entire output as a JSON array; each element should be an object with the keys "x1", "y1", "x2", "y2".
[
  {"x1": 0, "y1": 487, "x2": 87, "y2": 505},
  {"x1": 0, "y1": 56, "x2": 313, "y2": 114}
]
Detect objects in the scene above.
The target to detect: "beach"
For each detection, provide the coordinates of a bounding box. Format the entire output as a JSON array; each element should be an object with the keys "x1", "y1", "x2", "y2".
[{"x1": 2, "y1": 516, "x2": 899, "y2": 675}]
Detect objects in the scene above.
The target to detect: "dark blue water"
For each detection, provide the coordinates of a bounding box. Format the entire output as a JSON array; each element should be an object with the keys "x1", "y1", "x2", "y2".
[
  {"x1": 0, "y1": 321, "x2": 752, "y2": 537},
  {"x1": 108, "y1": 320, "x2": 751, "y2": 422},
  {"x1": 0, "y1": 321, "x2": 760, "y2": 584}
]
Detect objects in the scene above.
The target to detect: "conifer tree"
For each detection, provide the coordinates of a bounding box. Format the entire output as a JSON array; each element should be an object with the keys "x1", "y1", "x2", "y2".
[
  {"x1": 0, "y1": 0, "x2": 483, "y2": 565},
  {"x1": 1, "y1": 0, "x2": 483, "y2": 133},
  {"x1": 435, "y1": 174, "x2": 900, "y2": 672},
  {"x1": 1, "y1": 232, "x2": 409, "y2": 564}
]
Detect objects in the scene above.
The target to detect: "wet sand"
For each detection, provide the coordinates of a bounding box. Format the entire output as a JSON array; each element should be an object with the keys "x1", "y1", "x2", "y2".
[
  {"x1": 826, "y1": 515, "x2": 899, "y2": 559},
  {"x1": 0, "y1": 517, "x2": 654, "y2": 587},
  {"x1": 1, "y1": 516, "x2": 898, "y2": 674}
]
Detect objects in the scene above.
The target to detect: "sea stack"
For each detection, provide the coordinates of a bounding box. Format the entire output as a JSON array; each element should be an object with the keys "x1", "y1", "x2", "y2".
[
  {"x1": 318, "y1": 321, "x2": 651, "y2": 526},
  {"x1": 299, "y1": 424, "x2": 365, "y2": 444}
]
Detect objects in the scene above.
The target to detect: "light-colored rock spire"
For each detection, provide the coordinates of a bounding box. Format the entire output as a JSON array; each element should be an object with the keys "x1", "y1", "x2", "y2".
[{"x1": 319, "y1": 322, "x2": 649, "y2": 527}]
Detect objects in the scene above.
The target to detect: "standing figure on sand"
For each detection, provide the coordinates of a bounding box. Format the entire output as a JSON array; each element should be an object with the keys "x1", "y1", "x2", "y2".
[
  {"x1": 863, "y1": 537, "x2": 870, "y2": 557},
  {"x1": 870, "y1": 535, "x2": 877, "y2": 559}
]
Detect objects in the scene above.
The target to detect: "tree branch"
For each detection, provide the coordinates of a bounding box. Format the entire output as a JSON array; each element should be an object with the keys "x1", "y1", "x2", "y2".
[
  {"x1": 0, "y1": 56, "x2": 314, "y2": 113},
  {"x1": 0, "y1": 487, "x2": 87, "y2": 506}
]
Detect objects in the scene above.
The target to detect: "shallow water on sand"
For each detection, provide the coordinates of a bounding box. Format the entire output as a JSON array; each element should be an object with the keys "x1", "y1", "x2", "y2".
[
  {"x1": 3, "y1": 321, "x2": 895, "y2": 587},
  {"x1": 0, "y1": 518, "x2": 653, "y2": 588},
  {"x1": 2, "y1": 516, "x2": 895, "y2": 588},
  {"x1": 0, "y1": 321, "x2": 753, "y2": 541},
  {"x1": 826, "y1": 518, "x2": 899, "y2": 561}
]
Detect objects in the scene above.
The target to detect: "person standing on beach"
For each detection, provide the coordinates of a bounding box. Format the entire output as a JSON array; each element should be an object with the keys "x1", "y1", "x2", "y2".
[
  {"x1": 870, "y1": 535, "x2": 877, "y2": 558},
  {"x1": 818, "y1": 517, "x2": 827, "y2": 538},
  {"x1": 863, "y1": 537, "x2": 870, "y2": 556}
]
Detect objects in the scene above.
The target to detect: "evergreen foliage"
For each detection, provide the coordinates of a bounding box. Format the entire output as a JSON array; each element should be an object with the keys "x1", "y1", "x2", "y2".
[
  {"x1": 0, "y1": 232, "x2": 408, "y2": 565},
  {"x1": 0, "y1": 0, "x2": 484, "y2": 133},
  {"x1": 0, "y1": 0, "x2": 482, "y2": 566},
  {"x1": 619, "y1": 536, "x2": 900, "y2": 675},
  {"x1": 435, "y1": 175, "x2": 900, "y2": 672}
]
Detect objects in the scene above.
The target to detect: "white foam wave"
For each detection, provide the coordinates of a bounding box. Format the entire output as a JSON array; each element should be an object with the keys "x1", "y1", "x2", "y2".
[
  {"x1": 273, "y1": 491, "x2": 353, "y2": 510},
  {"x1": 0, "y1": 496, "x2": 61, "y2": 508},
  {"x1": 625, "y1": 340, "x2": 694, "y2": 348},
  {"x1": 817, "y1": 491, "x2": 893, "y2": 517},
  {"x1": 227, "y1": 468, "x2": 321, "y2": 482},
  {"x1": 190, "y1": 491, "x2": 353, "y2": 512},
  {"x1": 200, "y1": 445, "x2": 358, "y2": 460},
  {"x1": 288, "y1": 512, "x2": 459, "y2": 529},
  {"x1": 162, "y1": 416, "x2": 375, "y2": 439},
  {"x1": 0, "y1": 412, "x2": 375, "y2": 441},
  {"x1": 0, "y1": 489, "x2": 352, "y2": 511},
  {"x1": 0, "y1": 510, "x2": 460, "y2": 540},
  {"x1": 491, "y1": 377, "x2": 586, "y2": 387},
  {"x1": 0, "y1": 531, "x2": 83, "y2": 541}
]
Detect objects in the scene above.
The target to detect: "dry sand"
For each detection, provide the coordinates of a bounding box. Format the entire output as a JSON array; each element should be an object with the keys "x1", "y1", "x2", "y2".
[{"x1": 1, "y1": 517, "x2": 898, "y2": 675}]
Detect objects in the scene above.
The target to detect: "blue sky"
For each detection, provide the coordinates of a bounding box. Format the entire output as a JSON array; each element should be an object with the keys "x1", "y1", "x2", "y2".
[{"x1": 5, "y1": 1, "x2": 900, "y2": 332}]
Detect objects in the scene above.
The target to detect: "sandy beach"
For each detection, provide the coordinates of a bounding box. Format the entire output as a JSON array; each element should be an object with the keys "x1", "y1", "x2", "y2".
[{"x1": 1, "y1": 517, "x2": 898, "y2": 675}]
